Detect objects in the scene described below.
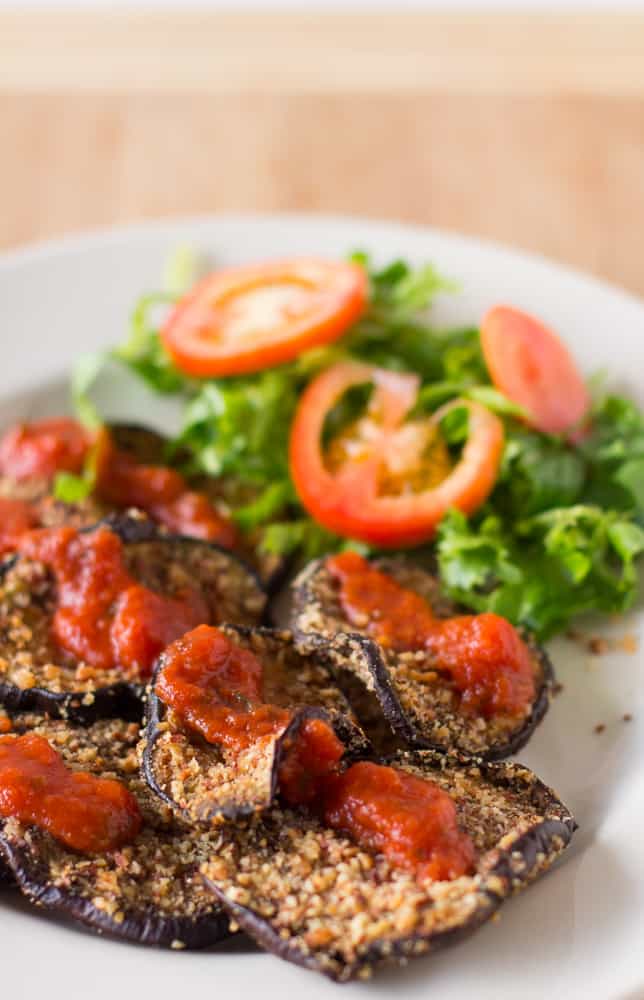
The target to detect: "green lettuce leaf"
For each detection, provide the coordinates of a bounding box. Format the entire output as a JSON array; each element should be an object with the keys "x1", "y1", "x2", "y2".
[
  {"x1": 53, "y1": 470, "x2": 93, "y2": 503},
  {"x1": 437, "y1": 505, "x2": 644, "y2": 639}
]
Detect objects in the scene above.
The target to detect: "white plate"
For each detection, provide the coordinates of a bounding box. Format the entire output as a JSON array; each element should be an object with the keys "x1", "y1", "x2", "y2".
[{"x1": 1, "y1": 215, "x2": 643, "y2": 1000}]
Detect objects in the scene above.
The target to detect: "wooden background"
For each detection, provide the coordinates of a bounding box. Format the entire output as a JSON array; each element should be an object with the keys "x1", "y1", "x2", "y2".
[{"x1": 2, "y1": 10, "x2": 644, "y2": 296}]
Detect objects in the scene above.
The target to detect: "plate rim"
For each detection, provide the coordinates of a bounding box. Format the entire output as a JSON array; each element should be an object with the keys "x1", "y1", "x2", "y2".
[{"x1": 2, "y1": 210, "x2": 643, "y2": 315}]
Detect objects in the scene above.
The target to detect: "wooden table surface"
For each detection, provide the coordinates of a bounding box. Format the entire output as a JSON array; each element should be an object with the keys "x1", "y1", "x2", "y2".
[{"x1": 2, "y1": 10, "x2": 644, "y2": 297}]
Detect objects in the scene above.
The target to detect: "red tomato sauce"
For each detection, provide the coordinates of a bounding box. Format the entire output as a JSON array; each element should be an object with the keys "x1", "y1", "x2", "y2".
[
  {"x1": 0, "y1": 498, "x2": 38, "y2": 557},
  {"x1": 323, "y1": 761, "x2": 474, "y2": 881},
  {"x1": 424, "y1": 613, "x2": 536, "y2": 718},
  {"x1": 155, "y1": 624, "x2": 474, "y2": 881},
  {"x1": 0, "y1": 418, "x2": 90, "y2": 483},
  {"x1": 327, "y1": 551, "x2": 535, "y2": 718},
  {"x1": 327, "y1": 550, "x2": 436, "y2": 650},
  {"x1": 277, "y1": 717, "x2": 346, "y2": 807},
  {"x1": 0, "y1": 418, "x2": 237, "y2": 551},
  {"x1": 155, "y1": 624, "x2": 292, "y2": 751},
  {"x1": 0, "y1": 733, "x2": 142, "y2": 854},
  {"x1": 19, "y1": 525, "x2": 208, "y2": 678},
  {"x1": 95, "y1": 430, "x2": 238, "y2": 549}
]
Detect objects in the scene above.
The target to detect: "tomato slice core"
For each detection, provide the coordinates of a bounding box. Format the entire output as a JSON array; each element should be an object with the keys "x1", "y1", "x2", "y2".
[
  {"x1": 161, "y1": 258, "x2": 367, "y2": 377},
  {"x1": 290, "y1": 362, "x2": 504, "y2": 546}
]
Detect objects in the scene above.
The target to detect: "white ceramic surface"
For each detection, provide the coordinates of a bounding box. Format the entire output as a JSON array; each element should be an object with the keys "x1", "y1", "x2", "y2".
[{"x1": 1, "y1": 214, "x2": 642, "y2": 1000}]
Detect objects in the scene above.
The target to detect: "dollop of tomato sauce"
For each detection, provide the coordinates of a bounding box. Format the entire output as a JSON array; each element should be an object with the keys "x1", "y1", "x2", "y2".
[
  {"x1": 95, "y1": 430, "x2": 238, "y2": 549},
  {"x1": 155, "y1": 624, "x2": 292, "y2": 751},
  {"x1": 0, "y1": 497, "x2": 38, "y2": 556},
  {"x1": 424, "y1": 614, "x2": 535, "y2": 718},
  {"x1": 327, "y1": 551, "x2": 535, "y2": 718},
  {"x1": 327, "y1": 551, "x2": 435, "y2": 650},
  {"x1": 155, "y1": 624, "x2": 475, "y2": 882},
  {"x1": 0, "y1": 733, "x2": 142, "y2": 854},
  {"x1": 19, "y1": 525, "x2": 208, "y2": 678},
  {"x1": 0, "y1": 418, "x2": 90, "y2": 482},
  {"x1": 323, "y1": 761, "x2": 475, "y2": 881}
]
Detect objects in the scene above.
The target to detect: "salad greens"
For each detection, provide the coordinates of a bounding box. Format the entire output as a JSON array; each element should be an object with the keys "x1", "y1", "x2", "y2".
[{"x1": 72, "y1": 252, "x2": 644, "y2": 640}]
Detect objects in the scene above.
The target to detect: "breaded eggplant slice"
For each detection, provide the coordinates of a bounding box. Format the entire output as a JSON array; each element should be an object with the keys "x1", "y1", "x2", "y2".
[
  {"x1": 0, "y1": 422, "x2": 284, "y2": 588},
  {"x1": 0, "y1": 716, "x2": 14, "y2": 885},
  {"x1": 0, "y1": 517, "x2": 266, "y2": 723},
  {"x1": 0, "y1": 713, "x2": 21, "y2": 884},
  {"x1": 0, "y1": 715, "x2": 231, "y2": 947},
  {"x1": 0, "y1": 423, "x2": 165, "y2": 533},
  {"x1": 292, "y1": 557, "x2": 553, "y2": 760},
  {"x1": 143, "y1": 625, "x2": 369, "y2": 825},
  {"x1": 202, "y1": 749, "x2": 575, "y2": 981},
  {"x1": 0, "y1": 470, "x2": 108, "y2": 536},
  {"x1": 110, "y1": 423, "x2": 287, "y2": 590}
]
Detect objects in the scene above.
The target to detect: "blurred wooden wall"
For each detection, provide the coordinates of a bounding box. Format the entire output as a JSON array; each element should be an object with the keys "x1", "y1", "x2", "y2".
[{"x1": 2, "y1": 11, "x2": 644, "y2": 296}]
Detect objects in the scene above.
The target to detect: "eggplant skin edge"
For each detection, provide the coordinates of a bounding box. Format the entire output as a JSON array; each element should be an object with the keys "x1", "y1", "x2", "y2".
[
  {"x1": 0, "y1": 516, "x2": 267, "y2": 724},
  {"x1": 0, "y1": 858, "x2": 15, "y2": 888},
  {"x1": 201, "y1": 751, "x2": 577, "y2": 982},
  {"x1": 204, "y1": 880, "x2": 499, "y2": 982},
  {"x1": 291, "y1": 558, "x2": 555, "y2": 762},
  {"x1": 327, "y1": 631, "x2": 554, "y2": 763},
  {"x1": 142, "y1": 625, "x2": 370, "y2": 824},
  {"x1": 0, "y1": 835, "x2": 230, "y2": 949},
  {"x1": 0, "y1": 679, "x2": 143, "y2": 727}
]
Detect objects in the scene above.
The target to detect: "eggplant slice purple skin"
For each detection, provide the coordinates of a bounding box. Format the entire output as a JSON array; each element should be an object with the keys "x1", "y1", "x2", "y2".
[
  {"x1": 0, "y1": 858, "x2": 15, "y2": 887},
  {"x1": 0, "y1": 716, "x2": 232, "y2": 949},
  {"x1": 0, "y1": 839, "x2": 230, "y2": 948},
  {"x1": 201, "y1": 748, "x2": 577, "y2": 982},
  {"x1": 0, "y1": 677, "x2": 144, "y2": 727},
  {"x1": 290, "y1": 557, "x2": 555, "y2": 761},
  {"x1": 108, "y1": 423, "x2": 175, "y2": 465},
  {"x1": 142, "y1": 624, "x2": 370, "y2": 825},
  {"x1": 0, "y1": 516, "x2": 267, "y2": 724}
]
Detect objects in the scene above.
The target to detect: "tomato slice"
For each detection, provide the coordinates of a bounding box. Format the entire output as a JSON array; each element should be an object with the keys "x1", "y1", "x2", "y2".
[
  {"x1": 481, "y1": 305, "x2": 590, "y2": 436},
  {"x1": 289, "y1": 362, "x2": 504, "y2": 547},
  {"x1": 161, "y1": 259, "x2": 367, "y2": 377}
]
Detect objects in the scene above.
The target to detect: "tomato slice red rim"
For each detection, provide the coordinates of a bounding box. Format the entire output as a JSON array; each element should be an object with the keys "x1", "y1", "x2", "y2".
[
  {"x1": 481, "y1": 305, "x2": 590, "y2": 436},
  {"x1": 290, "y1": 361, "x2": 504, "y2": 547},
  {"x1": 161, "y1": 258, "x2": 368, "y2": 378}
]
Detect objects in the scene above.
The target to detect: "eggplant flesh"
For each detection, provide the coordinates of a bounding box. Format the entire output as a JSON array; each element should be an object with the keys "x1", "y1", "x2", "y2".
[
  {"x1": 0, "y1": 517, "x2": 266, "y2": 722},
  {"x1": 143, "y1": 625, "x2": 369, "y2": 825},
  {"x1": 202, "y1": 749, "x2": 576, "y2": 981},
  {"x1": 291, "y1": 557, "x2": 554, "y2": 760},
  {"x1": 0, "y1": 716, "x2": 231, "y2": 948}
]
